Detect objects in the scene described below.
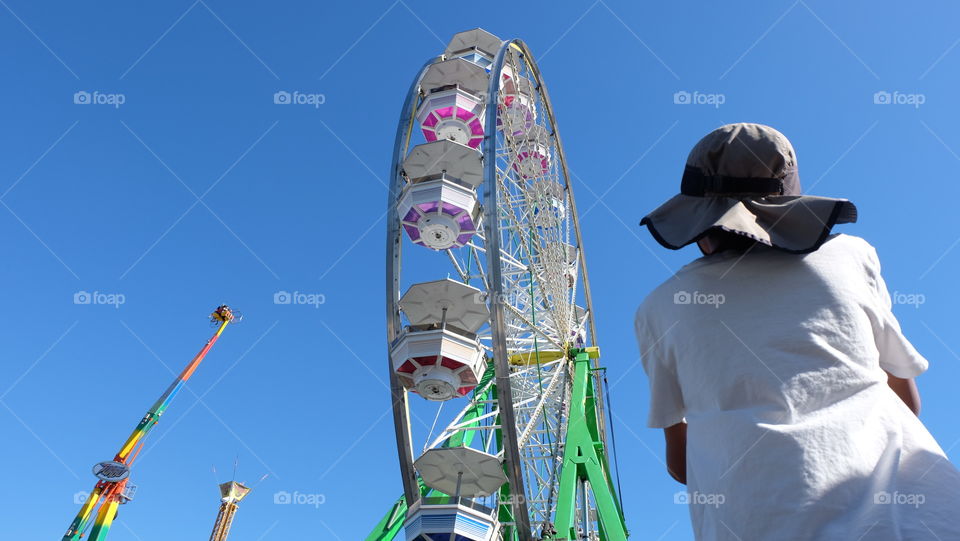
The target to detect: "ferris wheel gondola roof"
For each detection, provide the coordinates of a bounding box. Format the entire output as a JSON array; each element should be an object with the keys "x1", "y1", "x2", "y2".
[
  {"x1": 420, "y1": 58, "x2": 489, "y2": 96},
  {"x1": 415, "y1": 446, "x2": 507, "y2": 497},
  {"x1": 403, "y1": 140, "x2": 483, "y2": 187},
  {"x1": 399, "y1": 278, "x2": 489, "y2": 333},
  {"x1": 444, "y1": 28, "x2": 503, "y2": 59}
]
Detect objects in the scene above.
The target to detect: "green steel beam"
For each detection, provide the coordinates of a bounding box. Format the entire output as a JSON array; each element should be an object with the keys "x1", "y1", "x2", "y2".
[
  {"x1": 493, "y1": 381, "x2": 518, "y2": 541},
  {"x1": 365, "y1": 481, "x2": 429, "y2": 541},
  {"x1": 552, "y1": 350, "x2": 628, "y2": 540}
]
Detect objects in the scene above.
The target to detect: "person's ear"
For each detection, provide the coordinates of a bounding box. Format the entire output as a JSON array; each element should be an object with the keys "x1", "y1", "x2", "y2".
[{"x1": 697, "y1": 235, "x2": 717, "y2": 255}]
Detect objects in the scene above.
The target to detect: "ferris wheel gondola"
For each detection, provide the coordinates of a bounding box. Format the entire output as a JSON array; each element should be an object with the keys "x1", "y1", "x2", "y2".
[{"x1": 377, "y1": 28, "x2": 627, "y2": 541}]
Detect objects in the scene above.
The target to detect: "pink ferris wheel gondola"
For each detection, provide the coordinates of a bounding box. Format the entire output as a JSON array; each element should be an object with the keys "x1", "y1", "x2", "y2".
[
  {"x1": 513, "y1": 125, "x2": 551, "y2": 179},
  {"x1": 416, "y1": 58, "x2": 490, "y2": 148},
  {"x1": 498, "y1": 75, "x2": 536, "y2": 137}
]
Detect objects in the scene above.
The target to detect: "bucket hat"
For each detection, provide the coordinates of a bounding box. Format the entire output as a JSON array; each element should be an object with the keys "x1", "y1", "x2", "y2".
[{"x1": 640, "y1": 123, "x2": 857, "y2": 254}]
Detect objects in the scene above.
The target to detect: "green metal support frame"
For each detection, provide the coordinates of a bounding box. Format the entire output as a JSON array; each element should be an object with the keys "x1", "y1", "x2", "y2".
[{"x1": 551, "y1": 350, "x2": 628, "y2": 540}]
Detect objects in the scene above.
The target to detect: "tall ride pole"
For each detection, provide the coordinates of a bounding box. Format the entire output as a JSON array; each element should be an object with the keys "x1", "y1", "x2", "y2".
[{"x1": 62, "y1": 305, "x2": 240, "y2": 541}]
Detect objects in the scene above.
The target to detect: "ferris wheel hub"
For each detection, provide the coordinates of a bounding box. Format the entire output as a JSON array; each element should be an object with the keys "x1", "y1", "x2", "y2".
[
  {"x1": 412, "y1": 364, "x2": 459, "y2": 401},
  {"x1": 418, "y1": 214, "x2": 460, "y2": 250},
  {"x1": 435, "y1": 123, "x2": 470, "y2": 145}
]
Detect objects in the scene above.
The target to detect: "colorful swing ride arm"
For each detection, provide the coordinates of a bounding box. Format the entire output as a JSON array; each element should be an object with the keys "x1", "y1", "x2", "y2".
[{"x1": 62, "y1": 305, "x2": 239, "y2": 541}]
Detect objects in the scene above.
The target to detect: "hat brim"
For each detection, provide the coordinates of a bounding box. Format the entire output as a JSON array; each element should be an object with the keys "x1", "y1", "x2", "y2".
[{"x1": 640, "y1": 194, "x2": 857, "y2": 254}]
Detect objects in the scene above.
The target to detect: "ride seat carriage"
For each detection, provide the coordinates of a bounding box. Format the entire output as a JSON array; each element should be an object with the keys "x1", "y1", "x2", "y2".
[
  {"x1": 397, "y1": 140, "x2": 483, "y2": 251},
  {"x1": 403, "y1": 501, "x2": 498, "y2": 541},
  {"x1": 513, "y1": 125, "x2": 551, "y2": 179},
  {"x1": 391, "y1": 279, "x2": 489, "y2": 401},
  {"x1": 498, "y1": 75, "x2": 536, "y2": 137},
  {"x1": 405, "y1": 447, "x2": 506, "y2": 541},
  {"x1": 416, "y1": 58, "x2": 490, "y2": 149}
]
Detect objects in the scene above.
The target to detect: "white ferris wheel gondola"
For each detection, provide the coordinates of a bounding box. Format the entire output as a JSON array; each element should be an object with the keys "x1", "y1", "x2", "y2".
[{"x1": 391, "y1": 279, "x2": 489, "y2": 401}]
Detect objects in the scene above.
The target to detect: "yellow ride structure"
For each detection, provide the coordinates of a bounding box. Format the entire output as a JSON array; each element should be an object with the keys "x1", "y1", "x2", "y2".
[{"x1": 209, "y1": 481, "x2": 252, "y2": 541}]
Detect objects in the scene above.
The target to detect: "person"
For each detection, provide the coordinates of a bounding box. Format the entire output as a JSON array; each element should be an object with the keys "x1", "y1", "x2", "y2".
[{"x1": 634, "y1": 123, "x2": 960, "y2": 540}]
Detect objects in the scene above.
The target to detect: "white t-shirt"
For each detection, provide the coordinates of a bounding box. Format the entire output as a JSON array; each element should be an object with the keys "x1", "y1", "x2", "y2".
[{"x1": 635, "y1": 234, "x2": 960, "y2": 540}]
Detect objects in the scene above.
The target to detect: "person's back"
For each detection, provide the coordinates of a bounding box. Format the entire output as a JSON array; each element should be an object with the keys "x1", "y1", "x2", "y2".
[
  {"x1": 637, "y1": 233, "x2": 960, "y2": 540},
  {"x1": 635, "y1": 123, "x2": 960, "y2": 540}
]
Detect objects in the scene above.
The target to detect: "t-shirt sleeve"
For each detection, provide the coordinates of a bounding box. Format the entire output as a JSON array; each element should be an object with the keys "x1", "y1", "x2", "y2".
[
  {"x1": 635, "y1": 305, "x2": 685, "y2": 428},
  {"x1": 862, "y1": 243, "x2": 929, "y2": 378}
]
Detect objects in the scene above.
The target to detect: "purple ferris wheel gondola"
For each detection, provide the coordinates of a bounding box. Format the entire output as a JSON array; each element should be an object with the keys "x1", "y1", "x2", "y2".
[{"x1": 397, "y1": 139, "x2": 483, "y2": 250}]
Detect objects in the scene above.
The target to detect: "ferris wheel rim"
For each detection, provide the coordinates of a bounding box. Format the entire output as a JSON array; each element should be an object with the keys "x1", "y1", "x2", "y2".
[{"x1": 385, "y1": 54, "x2": 440, "y2": 509}]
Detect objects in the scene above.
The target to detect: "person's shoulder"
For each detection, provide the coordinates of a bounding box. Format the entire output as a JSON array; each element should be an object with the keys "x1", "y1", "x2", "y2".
[
  {"x1": 818, "y1": 233, "x2": 877, "y2": 261},
  {"x1": 636, "y1": 269, "x2": 696, "y2": 328},
  {"x1": 814, "y1": 234, "x2": 885, "y2": 285},
  {"x1": 824, "y1": 233, "x2": 871, "y2": 249}
]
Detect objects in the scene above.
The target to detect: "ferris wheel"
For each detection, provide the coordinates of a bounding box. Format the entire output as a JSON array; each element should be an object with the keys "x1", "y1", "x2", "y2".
[{"x1": 371, "y1": 29, "x2": 628, "y2": 541}]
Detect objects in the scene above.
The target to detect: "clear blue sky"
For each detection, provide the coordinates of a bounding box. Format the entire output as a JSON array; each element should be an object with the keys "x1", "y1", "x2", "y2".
[{"x1": 2, "y1": 1, "x2": 959, "y2": 539}]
